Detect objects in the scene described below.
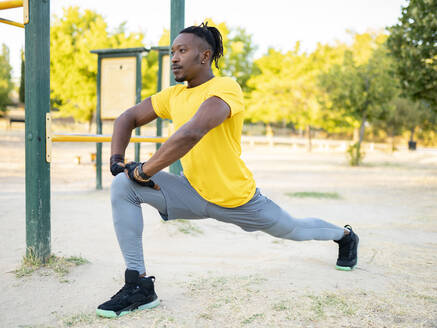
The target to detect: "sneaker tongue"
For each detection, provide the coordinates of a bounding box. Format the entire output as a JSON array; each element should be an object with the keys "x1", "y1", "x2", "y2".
[{"x1": 125, "y1": 269, "x2": 140, "y2": 284}]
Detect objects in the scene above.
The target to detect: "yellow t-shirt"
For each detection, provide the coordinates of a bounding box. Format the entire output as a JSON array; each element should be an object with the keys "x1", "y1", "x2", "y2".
[{"x1": 151, "y1": 76, "x2": 256, "y2": 207}]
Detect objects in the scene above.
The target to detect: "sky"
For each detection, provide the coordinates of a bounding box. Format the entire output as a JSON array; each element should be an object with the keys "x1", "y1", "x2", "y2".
[{"x1": 1, "y1": 0, "x2": 408, "y2": 80}]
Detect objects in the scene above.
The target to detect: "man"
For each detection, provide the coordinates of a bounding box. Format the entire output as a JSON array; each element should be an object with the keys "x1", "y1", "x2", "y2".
[{"x1": 96, "y1": 23, "x2": 359, "y2": 318}]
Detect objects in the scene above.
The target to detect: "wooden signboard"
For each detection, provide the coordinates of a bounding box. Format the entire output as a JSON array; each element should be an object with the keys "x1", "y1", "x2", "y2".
[{"x1": 101, "y1": 57, "x2": 136, "y2": 119}]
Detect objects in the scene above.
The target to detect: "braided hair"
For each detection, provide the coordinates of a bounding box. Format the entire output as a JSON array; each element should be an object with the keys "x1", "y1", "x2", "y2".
[{"x1": 179, "y1": 22, "x2": 224, "y2": 69}]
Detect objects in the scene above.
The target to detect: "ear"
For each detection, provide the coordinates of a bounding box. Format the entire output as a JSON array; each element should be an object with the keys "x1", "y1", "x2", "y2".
[{"x1": 201, "y1": 48, "x2": 212, "y2": 64}]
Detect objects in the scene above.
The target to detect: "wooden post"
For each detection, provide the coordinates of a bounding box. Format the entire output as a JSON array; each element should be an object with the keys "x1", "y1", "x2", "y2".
[
  {"x1": 169, "y1": 0, "x2": 184, "y2": 175},
  {"x1": 134, "y1": 52, "x2": 142, "y2": 162},
  {"x1": 96, "y1": 55, "x2": 103, "y2": 190},
  {"x1": 25, "y1": 0, "x2": 51, "y2": 261}
]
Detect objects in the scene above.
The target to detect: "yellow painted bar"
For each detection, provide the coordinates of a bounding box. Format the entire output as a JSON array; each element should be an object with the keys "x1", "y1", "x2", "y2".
[
  {"x1": 52, "y1": 134, "x2": 168, "y2": 143},
  {"x1": 0, "y1": 17, "x2": 24, "y2": 27},
  {"x1": 0, "y1": 0, "x2": 22, "y2": 10}
]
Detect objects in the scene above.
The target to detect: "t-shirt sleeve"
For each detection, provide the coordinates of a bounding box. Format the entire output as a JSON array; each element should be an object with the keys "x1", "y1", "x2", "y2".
[
  {"x1": 151, "y1": 86, "x2": 173, "y2": 120},
  {"x1": 206, "y1": 77, "x2": 244, "y2": 117}
]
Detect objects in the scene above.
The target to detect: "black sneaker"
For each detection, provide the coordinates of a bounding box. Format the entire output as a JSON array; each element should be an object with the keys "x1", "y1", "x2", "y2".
[
  {"x1": 334, "y1": 225, "x2": 359, "y2": 271},
  {"x1": 96, "y1": 269, "x2": 160, "y2": 318}
]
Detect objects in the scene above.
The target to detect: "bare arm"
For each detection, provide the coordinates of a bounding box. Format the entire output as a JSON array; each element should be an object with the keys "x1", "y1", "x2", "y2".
[
  {"x1": 142, "y1": 96, "x2": 231, "y2": 176},
  {"x1": 111, "y1": 97, "x2": 158, "y2": 157}
]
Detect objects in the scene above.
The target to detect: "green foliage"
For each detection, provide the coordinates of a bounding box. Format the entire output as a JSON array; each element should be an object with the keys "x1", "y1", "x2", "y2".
[
  {"x1": 245, "y1": 48, "x2": 297, "y2": 124},
  {"x1": 347, "y1": 142, "x2": 365, "y2": 166},
  {"x1": 221, "y1": 27, "x2": 258, "y2": 92},
  {"x1": 244, "y1": 41, "x2": 346, "y2": 132},
  {"x1": 387, "y1": 0, "x2": 437, "y2": 111},
  {"x1": 319, "y1": 33, "x2": 398, "y2": 164},
  {"x1": 141, "y1": 29, "x2": 170, "y2": 99},
  {"x1": 319, "y1": 34, "x2": 397, "y2": 129},
  {"x1": 0, "y1": 44, "x2": 13, "y2": 113},
  {"x1": 50, "y1": 7, "x2": 145, "y2": 123},
  {"x1": 45, "y1": 7, "x2": 434, "y2": 145},
  {"x1": 373, "y1": 96, "x2": 435, "y2": 142},
  {"x1": 201, "y1": 19, "x2": 257, "y2": 92}
]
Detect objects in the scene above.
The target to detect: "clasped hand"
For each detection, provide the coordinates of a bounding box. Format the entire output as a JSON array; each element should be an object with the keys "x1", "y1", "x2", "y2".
[{"x1": 110, "y1": 155, "x2": 160, "y2": 190}]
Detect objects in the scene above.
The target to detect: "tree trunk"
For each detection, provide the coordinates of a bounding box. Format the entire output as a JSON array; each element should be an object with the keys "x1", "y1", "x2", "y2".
[
  {"x1": 88, "y1": 116, "x2": 93, "y2": 133},
  {"x1": 356, "y1": 111, "x2": 367, "y2": 161},
  {"x1": 306, "y1": 125, "x2": 312, "y2": 152},
  {"x1": 410, "y1": 126, "x2": 415, "y2": 142},
  {"x1": 408, "y1": 126, "x2": 417, "y2": 151},
  {"x1": 390, "y1": 133, "x2": 396, "y2": 152},
  {"x1": 358, "y1": 111, "x2": 367, "y2": 146}
]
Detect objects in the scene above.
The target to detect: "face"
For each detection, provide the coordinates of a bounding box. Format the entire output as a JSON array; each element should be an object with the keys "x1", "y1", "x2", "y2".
[{"x1": 171, "y1": 33, "x2": 210, "y2": 82}]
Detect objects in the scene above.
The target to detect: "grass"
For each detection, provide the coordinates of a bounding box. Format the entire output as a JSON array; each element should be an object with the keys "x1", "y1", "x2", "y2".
[
  {"x1": 272, "y1": 300, "x2": 290, "y2": 312},
  {"x1": 285, "y1": 191, "x2": 341, "y2": 199},
  {"x1": 198, "y1": 313, "x2": 213, "y2": 320},
  {"x1": 307, "y1": 293, "x2": 355, "y2": 318},
  {"x1": 363, "y1": 161, "x2": 405, "y2": 168},
  {"x1": 241, "y1": 313, "x2": 264, "y2": 324},
  {"x1": 14, "y1": 248, "x2": 89, "y2": 279},
  {"x1": 174, "y1": 219, "x2": 203, "y2": 235},
  {"x1": 62, "y1": 313, "x2": 95, "y2": 327}
]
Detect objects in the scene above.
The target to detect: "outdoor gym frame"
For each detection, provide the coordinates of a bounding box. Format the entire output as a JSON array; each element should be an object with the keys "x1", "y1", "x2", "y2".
[{"x1": 0, "y1": 0, "x2": 185, "y2": 261}]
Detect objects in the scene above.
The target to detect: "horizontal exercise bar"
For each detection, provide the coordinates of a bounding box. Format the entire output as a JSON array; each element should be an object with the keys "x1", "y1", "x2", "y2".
[
  {"x1": 45, "y1": 113, "x2": 168, "y2": 163},
  {"x1": 52, "y1": 134, "x2": 168, "y2": 143},
  {"x1": 0, "y1": 17, "x2": 24, "y2": 27},
  {"x1": 0, "y1": 0, "x2": 22, "y2": 10}
]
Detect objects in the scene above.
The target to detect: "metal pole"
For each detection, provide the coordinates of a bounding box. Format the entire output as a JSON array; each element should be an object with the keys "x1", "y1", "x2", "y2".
[
  {"x1": 96, "y1": 56, "x2": 102, "y2": 190},
  {"x1": 134, "y1": 52, "x2": 142, "y2": 161},
  {"x1": 25, "y1": 0, "x2": 51, "y2": 261},
  {"x1": 169, "y1": 0, "x2": 184, "y2": 175},
  {"x1": 0, "y1": 0, "x2": 23, "y2": 10},
  {"x1": 156, "y1": 52, "x2": 163, "y2": 150}
]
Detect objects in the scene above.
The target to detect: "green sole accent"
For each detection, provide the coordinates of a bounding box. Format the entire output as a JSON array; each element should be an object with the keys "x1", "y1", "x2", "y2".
[
  {"x1": 96, "y1": 299, "x2": 160, "y2": 318},
  {"x1": 96, "y1": 309, "x2": 117, "y2": 318},
  {"x1": 336, "y1": 265, "x2": 353, "y2": 271},
  {"x1": 138, "y1": 298, "x2": 160, "y2": 310}
]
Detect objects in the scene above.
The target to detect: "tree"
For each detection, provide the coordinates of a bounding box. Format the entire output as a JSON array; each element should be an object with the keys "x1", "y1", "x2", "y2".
[
  {"x1": 220, "y1": 27, "x2": 257, "y2": 92},
  {"x1": 201, "y1": 19, "x2": 257, "y2": 92},
  {"x1": 245, "y1": 48, "x2": 296, "y2": 125},
  {"x1": 373, "y1": 96, "x2": 436, "y2": 149},
  {"x1": 141, "y1": 29, "x2": 170, "y2": 99},
  {"x1": 50, "y1": 7, "x2": 145, "y2": 124},
  {"x1": 387, "y1": 0, "x2": 437, "y2": 112},
  {"x1": 0, "y1": 44, "x2": 13, "y2": 114},
  {"x1": 245, "y1": 42, "x2": 345, "y2": 150},
  {"x1": 319, "y1": 35, "x2": 398, "y2": 165}
]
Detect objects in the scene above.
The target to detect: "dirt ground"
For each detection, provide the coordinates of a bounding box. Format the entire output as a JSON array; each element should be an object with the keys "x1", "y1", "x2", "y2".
[{"x1": 0, "y1": 128, "x2": 436, "y2": 328}]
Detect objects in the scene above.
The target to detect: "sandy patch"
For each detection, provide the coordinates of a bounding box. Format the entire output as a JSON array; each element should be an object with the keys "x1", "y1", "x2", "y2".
[{"x1": 0, "y1": 129, "x2": 436, "y2": 327}]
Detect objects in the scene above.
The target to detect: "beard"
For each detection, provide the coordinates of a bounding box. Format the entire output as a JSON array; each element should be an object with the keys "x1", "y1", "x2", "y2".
[{"x1": 174, "y1": 74, "x2": 186, "y2": 82}]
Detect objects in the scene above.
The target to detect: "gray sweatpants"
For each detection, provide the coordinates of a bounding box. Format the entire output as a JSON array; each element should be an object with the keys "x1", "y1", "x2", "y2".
[{"x1": 111, "y1": 172, "x2": 345, "y2": 274}]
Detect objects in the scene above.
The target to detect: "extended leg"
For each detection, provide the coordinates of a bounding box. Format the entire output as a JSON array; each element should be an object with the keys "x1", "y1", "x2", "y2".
[
  {"x1": 207, "y1": 190, "x2": 345, "y2": 241},
  {"x1": 259, "y1": 198, "x2": 345, "y2": 241}
]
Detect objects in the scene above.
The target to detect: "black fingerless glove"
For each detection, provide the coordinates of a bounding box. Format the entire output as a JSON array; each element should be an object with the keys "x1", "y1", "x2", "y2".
[
  {"x1": 125, "y1": 162, "x2": 155, "y2": 188},
  {"x1": 110, "y1": 154, "x2": 125, "y2": 176}
]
